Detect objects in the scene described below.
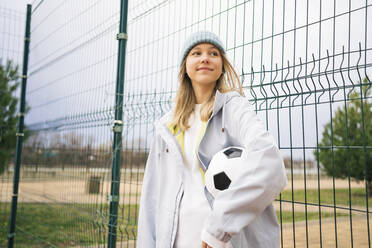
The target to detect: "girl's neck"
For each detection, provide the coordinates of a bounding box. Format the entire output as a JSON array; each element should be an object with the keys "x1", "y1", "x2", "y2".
[{"x1": 192, "y1": 83, "x2": 215, "y2": 104}]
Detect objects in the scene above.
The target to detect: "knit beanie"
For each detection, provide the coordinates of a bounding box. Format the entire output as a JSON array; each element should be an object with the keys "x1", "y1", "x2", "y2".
[{"x1": 179, "y1": 31, "x2": 226, "y2": 67}]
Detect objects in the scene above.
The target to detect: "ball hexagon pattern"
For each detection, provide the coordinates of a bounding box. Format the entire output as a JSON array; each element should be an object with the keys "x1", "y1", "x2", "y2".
[
  {"x1": 205, "y1": 146, "x2": 246, "y2": 197},
  {"x1": 213, "y1": 172, "x2": 231, "y2": 190}
]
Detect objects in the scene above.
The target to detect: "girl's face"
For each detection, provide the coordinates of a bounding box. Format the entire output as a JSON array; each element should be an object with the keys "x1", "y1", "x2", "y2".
[{"x1": 185, "y1": 43, "x2": 223, "y2": 89}]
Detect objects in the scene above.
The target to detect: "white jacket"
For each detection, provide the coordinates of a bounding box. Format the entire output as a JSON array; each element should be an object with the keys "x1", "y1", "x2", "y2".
[{"x1": 137, "y1": 90, "x2": 288, "y2": 248}]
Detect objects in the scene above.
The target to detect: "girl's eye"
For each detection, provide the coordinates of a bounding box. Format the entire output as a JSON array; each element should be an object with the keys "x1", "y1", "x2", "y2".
[{"x1": 190, "y1": 50, "x2": 219, "y2": 56}]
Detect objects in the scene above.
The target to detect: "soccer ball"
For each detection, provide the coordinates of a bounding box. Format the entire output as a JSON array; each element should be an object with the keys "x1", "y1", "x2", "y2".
[{"x1": 205, "y1": 146, "x2": 246, "y2": 198}]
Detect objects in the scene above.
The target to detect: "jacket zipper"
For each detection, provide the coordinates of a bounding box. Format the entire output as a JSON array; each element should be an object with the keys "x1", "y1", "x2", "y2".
[
  {"x1": 157, "y1": 125, "x2": 185, "y2": 248},
  {"x1": 170, "y1": 183, "x2": 184, "y2": 248}
]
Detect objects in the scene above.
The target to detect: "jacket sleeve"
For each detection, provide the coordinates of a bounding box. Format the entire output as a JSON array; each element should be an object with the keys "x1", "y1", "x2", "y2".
[
  {"x1": 201, "y1": 97, "x2": 288, "y2": 245},
  {"x1": 137, "y1": 132, "x2": 160, "y2": 248}
]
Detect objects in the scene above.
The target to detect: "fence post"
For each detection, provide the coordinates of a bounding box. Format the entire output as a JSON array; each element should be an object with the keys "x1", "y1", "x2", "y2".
[
  {"x1": 7, "y1": 4, "x2": 32, "y2": 248},
  {"x1": 108, "y1": 0, "x2": 129, "y2": 247}
]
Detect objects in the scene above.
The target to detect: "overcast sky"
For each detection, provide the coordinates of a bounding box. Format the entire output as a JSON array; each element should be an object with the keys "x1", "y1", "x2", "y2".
[{"x1": 0, "y1": 1, "x2": 31, "y2": 12}]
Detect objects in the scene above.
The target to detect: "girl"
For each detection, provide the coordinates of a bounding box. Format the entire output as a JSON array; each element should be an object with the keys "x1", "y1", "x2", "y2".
[{"x1": 137, "y1": 31, "x2": 287, "y2": 248}]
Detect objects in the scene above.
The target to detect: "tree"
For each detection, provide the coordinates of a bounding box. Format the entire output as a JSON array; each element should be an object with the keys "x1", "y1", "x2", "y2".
[
  {"x1": 0, "y1": 60, "x2": 23, "y2": 174},
  {"x1": 316, "y1": 79, "x2": 372, "y2": 194}
]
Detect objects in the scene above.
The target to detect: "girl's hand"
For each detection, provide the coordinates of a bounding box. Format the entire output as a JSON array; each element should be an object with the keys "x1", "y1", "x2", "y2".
[{"x1": 202, "y1": 241, "x2": 212, "y2": 248}]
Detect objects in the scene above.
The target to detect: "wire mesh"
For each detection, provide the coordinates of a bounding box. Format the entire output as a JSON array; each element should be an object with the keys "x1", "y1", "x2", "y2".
[
  {"x1": 13, "y1": 0, "x2": 121, "y2": 247},
  {"x1": 0, "y1": 6, "x2": 26, "y2": 248},
  {"x1": 1, "y1": 0, "x2": 372, "y2": 247}
]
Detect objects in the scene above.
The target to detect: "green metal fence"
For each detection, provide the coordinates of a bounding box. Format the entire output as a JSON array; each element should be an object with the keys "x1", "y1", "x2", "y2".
[
  {"x1": 1, "y1": 0, "x2": 372, "y2": 247},
  {"x1": 0, "y1": 5, "x2": 27, "y2": 247}
]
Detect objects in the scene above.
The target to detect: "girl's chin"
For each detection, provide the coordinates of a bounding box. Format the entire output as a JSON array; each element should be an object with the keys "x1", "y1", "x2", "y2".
[
  {"x1": 191, "y1": 82, "x2": 218, "y2": 89},
  {"x1": 192, "y1": 77, "x2": 219, "y2": 84}
]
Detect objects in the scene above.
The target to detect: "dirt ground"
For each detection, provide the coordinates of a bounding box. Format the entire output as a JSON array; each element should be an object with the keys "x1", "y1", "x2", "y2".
[
  {"x1": 0, "y1": 179, "x2": 142, "y2": 204},
  {"x1": 0, "y1": 177, "x2": 366, "y2": 204},
  {"x1": 281, "y1": 215, "x2": 372, "y2": 248}
]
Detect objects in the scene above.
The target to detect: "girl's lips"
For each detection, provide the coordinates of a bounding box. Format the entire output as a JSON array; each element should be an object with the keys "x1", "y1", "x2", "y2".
[{"x1": 197, "y1": 67, "x2": 212, "y2": 71}]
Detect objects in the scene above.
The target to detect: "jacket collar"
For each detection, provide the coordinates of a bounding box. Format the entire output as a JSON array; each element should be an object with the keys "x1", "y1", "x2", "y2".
[
  {"x1": 211, "y1": 89, "x2": 225, "y2": 118},
  {"x1": 155, "y1": 89, "x2": 240, "y2": 137}
]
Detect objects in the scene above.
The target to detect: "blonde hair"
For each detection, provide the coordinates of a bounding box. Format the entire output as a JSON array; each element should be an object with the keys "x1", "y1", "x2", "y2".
[{"x1": 169, "y1": 52, "x2": 243, "y2": 131}]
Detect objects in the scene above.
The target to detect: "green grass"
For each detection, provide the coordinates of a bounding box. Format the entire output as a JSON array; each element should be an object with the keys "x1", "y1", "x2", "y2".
[
  {"x1": 279, "y1": 188, "x2": 372, "y2": 207},
  {"x1": 0, "y1": 203, "x2": 138, "y2": 248},
  {"x1": 1, "y1": 202, "x2": 349, "y2": 248},
  {"x1": 0, "y1": 195, "x2": 354, "y2": 247},
  {"x1": 277, "y1": 210, "x2": 347, "y2": 223}
]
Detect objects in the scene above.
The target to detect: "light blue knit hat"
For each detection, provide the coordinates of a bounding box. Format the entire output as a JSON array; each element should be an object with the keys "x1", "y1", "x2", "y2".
[{"x1": 179, "y1": 31, "x2": 225, "y2": 67}]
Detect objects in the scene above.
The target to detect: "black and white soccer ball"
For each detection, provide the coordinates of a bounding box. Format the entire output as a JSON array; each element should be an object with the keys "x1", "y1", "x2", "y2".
[{"x1": 205, "y1": 146, "x2": 246, "y2": 197}]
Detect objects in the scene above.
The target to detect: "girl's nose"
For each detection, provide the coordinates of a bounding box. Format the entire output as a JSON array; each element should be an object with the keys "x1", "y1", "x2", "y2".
[{"x1": 200, "y1": 54, "x2": 209, "y2": 63}]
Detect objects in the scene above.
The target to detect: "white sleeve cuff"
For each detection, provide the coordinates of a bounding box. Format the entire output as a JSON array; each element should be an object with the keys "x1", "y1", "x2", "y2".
[{"x1": 201, "y1": 229, "x2": 233, "y2": 248}]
